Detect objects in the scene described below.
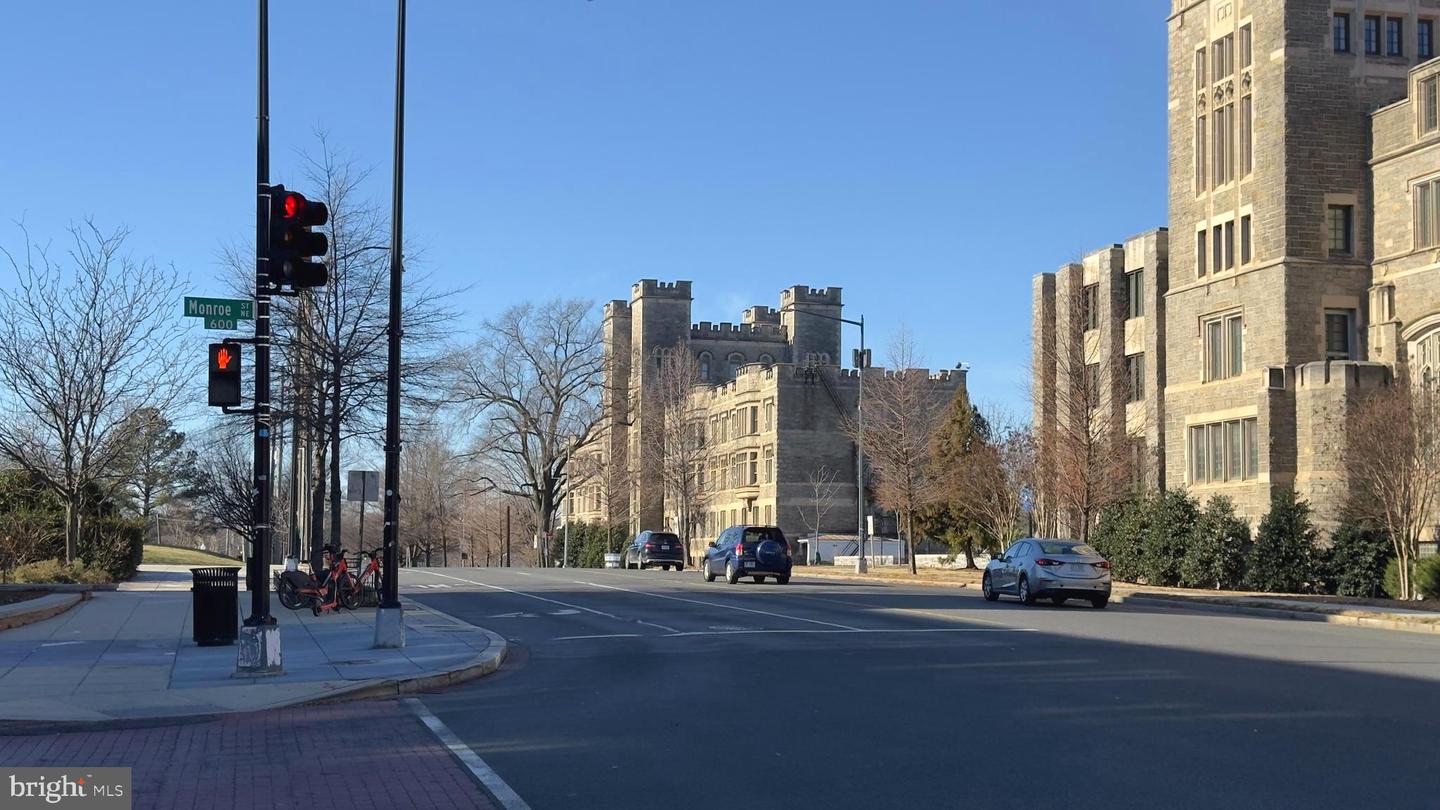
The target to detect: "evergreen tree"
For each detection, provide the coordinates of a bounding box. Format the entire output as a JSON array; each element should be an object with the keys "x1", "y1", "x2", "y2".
[
  {"x1": 1181, "y1": 495, "x2": 1251, "y2": 590},
  {"x1": 920, "y1": 390, "x2": 992, "y2": 568},
  {"x1": 1090, "y1": 496, "x2": 1145, "y2": 581},
  {"x1": 1138, "y1": 490, "x2": 1200, "y2": 587},
  {"x1": 1328, "y1": 512, "x2": 1392, "y2": 598},
  {"x1": 1247, "y1": 487, "x2": 1318, "y2": 593},
  {"x1": 114, "y1": 408, "x2": 196, "y2": 526}
]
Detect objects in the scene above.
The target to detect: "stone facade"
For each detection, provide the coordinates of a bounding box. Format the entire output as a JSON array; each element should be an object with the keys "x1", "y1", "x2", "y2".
[
  {"x1": 1033, "y1": 1, "x2": 1440, "y2": 535},
  {"x1": 574, "y1": 280, "x2": 967, "y2": 560}
]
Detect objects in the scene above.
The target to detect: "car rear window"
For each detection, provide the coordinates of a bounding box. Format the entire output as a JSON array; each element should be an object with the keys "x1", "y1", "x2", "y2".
[
  {"x1": 649, "y1": 534, "x2": 679, "y2": 543},
  {"x1": 1037, "y1": 541, "x2": 1097, "y2": 556},
  {"x1": 742, "y1": 527, "x2": 786, "y2": 544}
]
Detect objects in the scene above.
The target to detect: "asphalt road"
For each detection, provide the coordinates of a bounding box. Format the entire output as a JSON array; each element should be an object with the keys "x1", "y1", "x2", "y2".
[{"x1": 401, "y1": 566, "x2": 1440, "y2": 810}]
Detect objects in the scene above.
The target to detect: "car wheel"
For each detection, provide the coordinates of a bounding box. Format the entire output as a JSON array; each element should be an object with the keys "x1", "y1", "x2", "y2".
[
  {"x1": 776, "y1": 575, "x2": 790, "y2": 585},
  {"x1": 752, "y1": 575, "x2": 765, "y2": 584},
  {"x1": 981, "y1": 572, "x2": 998, "y2": 602},
  {"x1": 1051, "y1": 596, "x2": 1067, "y2": 607},
  {"x1": 676, "y1": 564, "x2": 684, "y2": 572},
  {"x1": 702, "y1": 561, "x2": 716, "y2": 583},
  {"x1": 1018, "y1": 575, "x2": 1036, "y2": 606},
  {"x1": 726, "y1": 560, "x2": 740, "y2": 584},
  {"x1": 1091, "y1": 595, "x2": 1109, "y2": 609}
]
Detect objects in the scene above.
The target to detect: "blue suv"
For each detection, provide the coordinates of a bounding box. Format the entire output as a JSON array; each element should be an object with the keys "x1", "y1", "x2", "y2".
[{"x1": 701, "y1": 525, "x2": 792, "y2": 585}]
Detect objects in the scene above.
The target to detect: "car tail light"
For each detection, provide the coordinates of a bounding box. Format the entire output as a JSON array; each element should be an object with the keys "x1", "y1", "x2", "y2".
[
  {"x1": 644, "y1": 543, "x2": 654, "y2": 551},
  {"x1": 735, "y1": 542, "x2": 745, "y2": 556},
  {"x1": 1092, "y1": 560, "x2": 1112, "y2": 570},
  {"x1": 1035, "y1": 558, "x2": 1063, "y2": 567}
]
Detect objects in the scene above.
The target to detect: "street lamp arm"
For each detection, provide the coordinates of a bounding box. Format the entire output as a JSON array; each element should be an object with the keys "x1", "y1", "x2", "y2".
[{"x1": 777, "y1": 304, "x2": 862, "y2": 328}]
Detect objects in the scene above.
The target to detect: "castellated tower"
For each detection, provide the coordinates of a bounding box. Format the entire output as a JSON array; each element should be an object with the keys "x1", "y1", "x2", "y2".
[
  {"x1": 628, "y1": 280, "x2": 694, "y2": 532},
  {"x1": 780, "y1": 286, "x2": 843, "y2": 367}
]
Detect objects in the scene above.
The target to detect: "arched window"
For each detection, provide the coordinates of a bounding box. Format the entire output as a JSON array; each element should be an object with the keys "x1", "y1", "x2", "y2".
[
  {"x1": 819, "y1": 352, "x2": 831, "y2": 365},
  {"x1": 726, "y1": 352, "x2": 744, "y2": 380},
  {"x1": 1409, "y1": 325, "x2": 1440, "y2": 393},
  {"x1": 758, "y1": 353, "x2": 774, "y2": 367},
  {"x1": 697, "y1": 352, "x2": 712, "y2": 381}
]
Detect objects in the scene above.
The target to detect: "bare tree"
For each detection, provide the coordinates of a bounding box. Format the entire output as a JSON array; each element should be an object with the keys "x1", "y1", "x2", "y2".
[
  {"x1": 1345, "y1": 381, "x2": 1440, "y2": 601},
  {"x1": 854, "y1": 329, "x2": 947, "y2": 574},
  {"x1": 640, "y1": 343, "x2": 711, "y2": 555},
  {"x1": 570, "y1": 440, "x2": 632, "y2": 550},
  {"x1": 190, "y1": 424, "x2": 256, "y2": 541},
  {"x1": 1031, "y1": 279, "x2": 1136, "y2": 542},
  {"x1": 950, "y1": 409, "x2": 1036, "y2": 559},
  {"x1": 403, "y1": 430, "x2": 462, "y2": 567},
  {"x1": 0, "y1": 223, "x2": 188, "y2": 561},
  {"x1": 455, "y1": 299, "x2": 604, "y2": 563},
  {"x1": 796, "y1": 465, "x2": 842, "y2": 564}
]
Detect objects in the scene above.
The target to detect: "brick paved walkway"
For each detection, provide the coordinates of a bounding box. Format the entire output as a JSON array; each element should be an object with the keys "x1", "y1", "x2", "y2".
[{"x1": 0, "y1": 700, "x2": 498, "y2": 809}]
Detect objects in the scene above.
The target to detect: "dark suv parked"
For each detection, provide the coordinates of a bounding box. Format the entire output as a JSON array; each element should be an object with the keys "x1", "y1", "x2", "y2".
[
  {"x1": 701, "y1": 525, "x2": 792, "y2": 584},
  {"x1": 624, "y1": 531, "x2": 685, "y2": 571}
]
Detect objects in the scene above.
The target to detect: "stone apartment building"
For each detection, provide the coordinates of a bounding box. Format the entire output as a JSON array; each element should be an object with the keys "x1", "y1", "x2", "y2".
[
  {"x1": 1033, "y1": 0, "x2": 1440, "y2": 535},
  {"x1": 571, "y1": 279, "x2": 967, "y2": 560}
]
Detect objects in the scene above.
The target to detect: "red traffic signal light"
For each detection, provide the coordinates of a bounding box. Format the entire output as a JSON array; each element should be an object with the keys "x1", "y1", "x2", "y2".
[
  {"x1": 209, "y1": 343, "x2": 242, "y2": 407},
  {"x1": 267, "y1": 185, "x2": 330, "y2": 290}
]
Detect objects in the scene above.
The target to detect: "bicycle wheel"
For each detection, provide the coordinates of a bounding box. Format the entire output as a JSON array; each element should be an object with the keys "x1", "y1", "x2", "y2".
[
  {"x1": 337, "y1": 572, "x2": 361, "y2": 610},
  {"x1": 277, "y1": 577, "x2": 304, "y2": 611}
]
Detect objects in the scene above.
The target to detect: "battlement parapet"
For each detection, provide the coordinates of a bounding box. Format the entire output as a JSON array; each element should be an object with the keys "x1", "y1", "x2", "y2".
[
  {"x1": 743, "y1": 305, "x2": 782, "y2": 325},
  {"x1": 780, "y1": 285, "x2": 843, "y2": 307},
  {"x1": 1295, "y1": 360, "x2": 1392, "y2": 393},
  {"x1": 603, "y1": 300, "x2": 632, "y2": 320},
  {"x1": 690, "y1": 321, "x2": 788, "y2": 342},
  {"x1": 631, "y1": 279, "x2": 694, "y2": 301}
]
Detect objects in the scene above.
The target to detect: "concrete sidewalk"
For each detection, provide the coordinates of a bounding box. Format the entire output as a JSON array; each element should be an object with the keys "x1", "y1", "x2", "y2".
[{"x1": 0, "y1": 567, "x2": 506, "y2": 725}]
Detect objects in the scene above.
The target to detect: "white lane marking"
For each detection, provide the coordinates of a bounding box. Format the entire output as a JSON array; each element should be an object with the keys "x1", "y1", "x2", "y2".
[
  {"x1": 419, "y1": 570, "x2": 625, "y2": 621},
  {"x1": 489, "y1": 612, "x2": 538, "y2": 619},
  {"x1": 578, "y1": 580, "x2": 864, "y2": 632},
  {"x1": 548, "y1": 609, "x2": 580, "y2": 616},
  {"x1": 552, "y1": 627, "x2": 1038, "y2": 640},
  {"x1": 638, "y1": 620, "x2": 680, "y2": 633},
  {"x1": 405, "y1": 698, "x2": 533, "y2": 810}
]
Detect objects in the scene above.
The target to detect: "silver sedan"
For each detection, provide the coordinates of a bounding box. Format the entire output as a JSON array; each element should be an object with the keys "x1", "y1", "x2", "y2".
[{"x1": 982, "y1": 538, "x2": 1112, "y2": 608}]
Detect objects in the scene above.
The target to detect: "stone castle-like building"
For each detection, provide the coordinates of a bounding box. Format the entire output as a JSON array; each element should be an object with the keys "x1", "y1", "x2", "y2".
[
  {"x1": 571, "y1": 280, "x2": 966, "y2": 559},
  {"x1": 1033, "y1": 0, "x2": 1440, "y2": 535}
]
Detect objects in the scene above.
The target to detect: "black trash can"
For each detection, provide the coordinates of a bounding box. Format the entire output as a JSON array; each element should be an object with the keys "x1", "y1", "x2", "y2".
[{"x1": 191, "y1": 567, "x2": 241, "y2": 646}]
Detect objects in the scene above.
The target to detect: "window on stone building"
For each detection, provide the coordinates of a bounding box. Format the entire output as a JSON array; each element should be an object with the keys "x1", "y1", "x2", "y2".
[
  {"x1": 1328, "y1": 204, "x2": 1354, "y2": 256},
  {"x1": 759, "y1": 353, "x2": 774, "y2": 367},
  {"x1": 1240, "y1": 24, "x2": 1252, "y2": 68},
  {"x1": 1196, "y1": 229, "x2": 1207, "y2": 278},
  {"x1": 1421, "y1": 77, "x2": 1439, "y2": 134},
  {"x1": 1213, "y1": 103, "x2": 1234, "y2": 187},
  {"x1": 1411, "y1": 330, "x2": 1439, "y2": 393},
  {"x1": 764, "y1": 505, "x2": 772, "y2": 525},
  {"x1": 1081, "y1": 284, "x2": 1100, "y2": 331},
  {"x1": 1417, "y1": 177, "x2": 1440, "y2": 248},
  {"x1": 1195, "y1": 48, "x2": 1207, "y2": 90},
  {"x1": 764, "y1": 445, "x2": 774, "y2": 483},
  {"x1": 1387, "y1": 17, "x2": 1404, "y2": 57},
  {"x1": 1325, "y1": 309, "x2": 1357, "y2": 360},
  {"x1": 1125, "y1": 270, "x2": 1144, "y2": 319},
  {"x1": 1421, "y1": 19, "x2": 1435, "y2": 59},
  {"x1": 1212, "y1": 225, "x2": 1225, "y2": 274},
  {"x1": 1365, "y1": 16, "x2": 1381, "y2": 56},
  {"x1": 698, "y1": 352, "x2": 711, "y2": 381},
  {"x1": 1195, "y1": 115, "x2": 1207, "y2": 193},
  {"x1": 1213, "y1": 34, "x2": 1234, "y2": 81},
  {"x1": 1241, "y1": 215, "x2": 1253, "y2": 264},
  {"x1": 1203, "y1": 312, "x2": 1244, "y2": 381},
  {"x1": 748, "y1": 452, "x2": 758, "y2": 486},
  {"x1": 726, "y1": 353, "x2": 744, "y2": 380},
  {"x1": 1125, "y1": 354, "x2": 1145, "y2": 402},
  {"x1": 1223, "y1": 220, "x2": 1236, "y2": 270},
  {"x1": 1334, "y1": 13, "x2": 1352, "y2": 53},
  {"x1": 1084, "y1": 363, "x2": 1100, "y2": 406},
  {"x1": 1240, "y1": 95, "x2": 1253, "y2": 176},
  {"x1": 1188, "y1": 417, "x2": 1260, "y2": 484}
]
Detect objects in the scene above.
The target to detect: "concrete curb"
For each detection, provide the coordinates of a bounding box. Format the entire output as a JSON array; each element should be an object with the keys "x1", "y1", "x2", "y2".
[
  {"x1": 0, "y1": 599, "x2": 509, "y2": 732},
  {"x1": 0, "y1": 583, "x2": 117, "y2": 592},
  {"x1": 1114, "y1": 592, "x2": 1440, "y2": 635},
  {"x1": 0, "y1": 592, "x2": 86, "y2": 632}
]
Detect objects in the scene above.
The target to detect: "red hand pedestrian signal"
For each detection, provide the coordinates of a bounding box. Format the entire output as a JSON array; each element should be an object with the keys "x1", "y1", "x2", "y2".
[{"x1": 209, "y1": 343, "x2": 242, "y2": 407}]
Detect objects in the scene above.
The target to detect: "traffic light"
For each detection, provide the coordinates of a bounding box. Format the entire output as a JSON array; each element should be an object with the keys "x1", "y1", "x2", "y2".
[
  {"x1": 267, "y1": 184, "x2": 329, "y2": 289},
  {"x1": 209, "y1": 343, "x2": 242, "y2": 407}
]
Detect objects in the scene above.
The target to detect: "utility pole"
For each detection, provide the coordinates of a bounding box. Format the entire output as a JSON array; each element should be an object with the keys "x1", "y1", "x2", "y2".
[
  {"x1": 505, "y1": 504, "x2": 511, "y2": 568},
  {"x1": 561, "y1": 439, "x2": 572, "y2": 568},
  {"x1": 238, "y1": 0, "x2": 281, "y2": 675},
  {"x1": 374, "y1": 0, "x2": 407, "y2": 648}
]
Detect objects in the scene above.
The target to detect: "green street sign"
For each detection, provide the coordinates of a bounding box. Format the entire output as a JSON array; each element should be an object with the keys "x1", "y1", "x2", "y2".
[
  {"x1": 184, "y1": 297, "x2": 253, "y2": 321},
  {"x1": 204, "y1": 317, "x2": 239, "y2": 331}
]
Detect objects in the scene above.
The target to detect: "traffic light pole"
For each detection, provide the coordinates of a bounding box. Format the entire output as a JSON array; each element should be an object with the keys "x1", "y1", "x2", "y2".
[
  {"x1": 238, "y1": 0, "x2": 282, "y2": 675},
  {"x1": 373, "y1": 0, "x2": 407, "y2": 648}
]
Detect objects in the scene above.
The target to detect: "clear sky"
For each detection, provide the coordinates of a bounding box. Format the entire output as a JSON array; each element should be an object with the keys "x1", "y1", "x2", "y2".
[{"x1": 1, "y1": 0, "x2": 1168, "y2": 417}]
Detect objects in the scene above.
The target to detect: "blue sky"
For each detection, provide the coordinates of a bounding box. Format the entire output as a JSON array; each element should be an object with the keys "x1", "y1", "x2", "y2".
[{"x1": 1, "y1": 0, "x2": 1168, "y2": 416}]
